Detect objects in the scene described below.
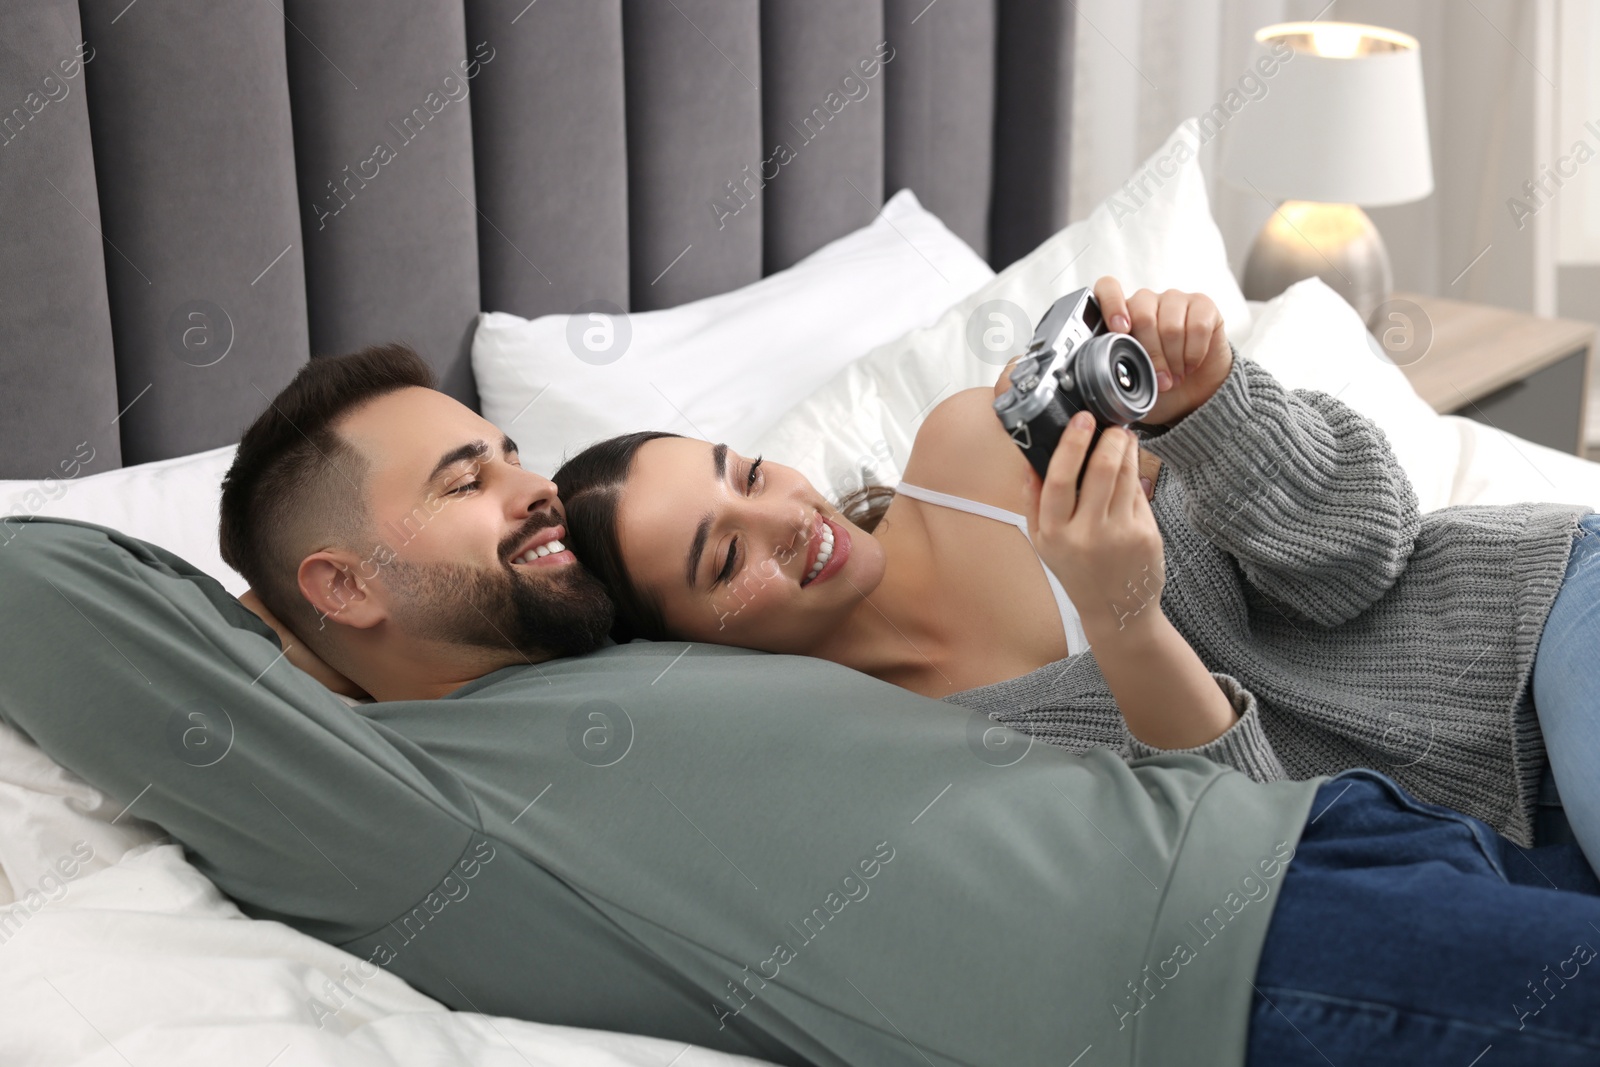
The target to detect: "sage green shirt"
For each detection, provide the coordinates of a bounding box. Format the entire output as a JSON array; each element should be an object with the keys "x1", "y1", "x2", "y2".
[{"x1": 0, "y1": 517, "x2": 1321, "y2": 1066}]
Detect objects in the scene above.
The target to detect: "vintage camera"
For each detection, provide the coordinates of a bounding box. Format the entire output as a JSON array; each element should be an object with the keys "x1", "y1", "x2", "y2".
[{"x1": 992, "y1": 287, "x2": 1158, "y2": 481}]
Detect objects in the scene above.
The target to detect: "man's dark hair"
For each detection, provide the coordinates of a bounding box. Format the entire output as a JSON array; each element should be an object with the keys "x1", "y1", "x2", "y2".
[{"x1": 219, "y1": 343, "x2": 436, "y2": 643}]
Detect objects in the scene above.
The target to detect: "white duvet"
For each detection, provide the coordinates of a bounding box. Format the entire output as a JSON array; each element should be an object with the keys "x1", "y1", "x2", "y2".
[{"x1": 0, "y1": 722, "x2": 768, "y2": 1067}]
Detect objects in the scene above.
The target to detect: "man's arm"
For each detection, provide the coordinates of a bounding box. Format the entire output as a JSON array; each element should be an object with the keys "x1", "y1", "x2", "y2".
[{"x1": 0, "y1": 517, "x2": 473, "y2": 935}]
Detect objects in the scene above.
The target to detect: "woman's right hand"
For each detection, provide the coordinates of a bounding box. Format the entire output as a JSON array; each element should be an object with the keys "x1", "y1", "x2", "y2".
[{"x1": 1025, "y1": 412, "x2": 1166, "y2": 638}]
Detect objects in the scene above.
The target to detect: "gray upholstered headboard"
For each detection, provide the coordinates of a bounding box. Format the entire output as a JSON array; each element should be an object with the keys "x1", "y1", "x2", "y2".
[{"x1": 0, "y1": 0, "x2": 1076, "y2": 481}]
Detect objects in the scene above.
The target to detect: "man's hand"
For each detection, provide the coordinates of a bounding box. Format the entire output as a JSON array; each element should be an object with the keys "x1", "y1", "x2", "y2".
[
  {"x1": 239, "y1": 589, "x2": 370, "y2": 701},
  {"x1": 1025, "y1": 412, "x2": 1166, "y2": 636},
  {"x1": 1092, "y1": 276, "x2": 1232, "y2": 426}
]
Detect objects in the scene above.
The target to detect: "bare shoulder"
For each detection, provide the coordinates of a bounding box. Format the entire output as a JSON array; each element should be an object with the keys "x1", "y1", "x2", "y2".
[{"x1": 899, "y1": 387, "x2": 1035, "y2": 511}]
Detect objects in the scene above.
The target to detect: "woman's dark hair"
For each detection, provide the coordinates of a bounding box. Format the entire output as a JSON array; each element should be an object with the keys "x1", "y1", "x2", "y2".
[
  {"x1": 836, "y1": 484, "x2": 896, "y2": 533},
  {"x1": 555, "y1": 431, "x2": 682, "y2": 643},
  {"x1": 555, "y1": 433, "x2": 900, "y2": 643}
]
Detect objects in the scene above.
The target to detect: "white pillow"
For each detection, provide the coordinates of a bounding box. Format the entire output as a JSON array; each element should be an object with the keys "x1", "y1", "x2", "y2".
[
  {"x1": 472, "y1": 189, "x2": 996, "y2": 476},
  {"x1": 1238, "y1": 278, "x2": 1460, "y2": 513},
  {"x1": 0, "y1": 444, "x2": 244, "y2": 594},
  {"x1": 752, "y1": 119, "x2": 1253, "y2": 501}
]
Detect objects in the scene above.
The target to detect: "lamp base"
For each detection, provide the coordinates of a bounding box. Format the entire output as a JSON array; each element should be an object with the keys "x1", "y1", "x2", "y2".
[{"x1": 1241, "y1": 202, "x2": 1393, "y2": 327}]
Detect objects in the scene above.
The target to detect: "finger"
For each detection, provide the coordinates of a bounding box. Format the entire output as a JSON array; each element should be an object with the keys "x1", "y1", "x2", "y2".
[
  {"x1": 995, "y1": 353, "x2": 1024, "y2": 399},
  {"x1": 1156, "y1": 291, "x2": 1188, "y2": 383},
  {"x1": 1075, "y1": 422, "x2": 1128, "y2": 521},
  {"x1": 1125, "y1": 289, "x2": 1169, "y2": 389},
  {"x1": 1092, "y1": 276, "x2": 1131, "y2": 334},
  {"x1": 1137, "y1": 449, "x2": 1162, "y2": 501},
  {"x1": 1110, "y1": 429, "x2": 1143, "y2": 516},
  {"x1": 1039, "y1": 410, "x2": 1097, "y2": 528},
  {"x1": 1022, "y1": 461, "x2": 1044, "y2": 533},
  {"x1": 1208, "y1": 314, "x2": 1232, "y2": 371},
  {"x1": 1183, "y1": 294, "x2": 1220, "y2": 380}
]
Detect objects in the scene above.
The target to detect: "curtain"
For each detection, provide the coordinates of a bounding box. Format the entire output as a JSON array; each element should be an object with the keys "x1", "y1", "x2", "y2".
[{"x1": 1064, "y1": 0, "x2": 1557, "y2": 319}]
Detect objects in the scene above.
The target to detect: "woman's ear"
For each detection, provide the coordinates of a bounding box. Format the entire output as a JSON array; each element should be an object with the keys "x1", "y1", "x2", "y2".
[{"x1": 298, "y1": 552, "x2": 385, "y2": 632}]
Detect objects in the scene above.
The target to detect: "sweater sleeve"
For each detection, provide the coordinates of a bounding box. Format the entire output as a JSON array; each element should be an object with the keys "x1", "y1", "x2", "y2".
[
  {"x1": 1139, "y1": 351, "x2": 1421, "y2": 627},
  {"x1": 1123, "y1": 673, "x2": 1287, "y2": 782}
]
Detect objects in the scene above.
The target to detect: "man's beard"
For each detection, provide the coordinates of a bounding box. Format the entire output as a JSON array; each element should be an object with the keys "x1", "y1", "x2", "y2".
[{"x1": 382, "y1": 551, "x2": 616, "y2": 661}]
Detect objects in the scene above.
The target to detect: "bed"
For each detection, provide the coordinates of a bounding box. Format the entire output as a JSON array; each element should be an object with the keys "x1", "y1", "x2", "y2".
[
  {"x1": 2, "y1": 3, "x2": 1069, "y2": 1065},
  {"x1": 5, "y1": 2, "x2": 1600, "y2": 1065}
]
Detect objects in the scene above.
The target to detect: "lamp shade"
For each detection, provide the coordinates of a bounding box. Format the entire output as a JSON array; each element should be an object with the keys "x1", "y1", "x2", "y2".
[{"x1": 1221, "y1": 22, "x2": 1434, "y2": 206}]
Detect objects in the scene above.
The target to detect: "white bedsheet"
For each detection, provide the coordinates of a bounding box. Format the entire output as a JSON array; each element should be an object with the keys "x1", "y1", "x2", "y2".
[
  {"x1": 3, "y1": 842, "x2": 762, "y2": 1067},
  {"x1": 1445, "y1": 413, "x2": 1600, "y2": 509},
  {"x1": 0, "y1": 723, "x2": 769, "y2": 1067}
]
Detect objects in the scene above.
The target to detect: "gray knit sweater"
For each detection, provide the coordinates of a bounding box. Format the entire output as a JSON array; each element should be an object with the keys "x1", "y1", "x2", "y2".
[{"x1": 948, "y1": 354, "x2": 1588, "y2": 845}]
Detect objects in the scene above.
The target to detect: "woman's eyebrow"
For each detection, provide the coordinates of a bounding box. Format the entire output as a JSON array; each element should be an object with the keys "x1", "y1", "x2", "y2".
[
  {"x1": 686, "y1": 515, "x2": 712, "y2": 588},
  {"x1": 685, "y1": 443, "x2": 730, "y2": 586}
]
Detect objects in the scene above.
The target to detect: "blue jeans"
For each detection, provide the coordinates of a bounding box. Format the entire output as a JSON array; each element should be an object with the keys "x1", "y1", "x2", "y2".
[
  {"x1": 1533, "y1": 511, "x2": 1600, "y2": 872},
  {"x1": 1249, "y1": 771, "x2": 1600, "y2": 1064}
]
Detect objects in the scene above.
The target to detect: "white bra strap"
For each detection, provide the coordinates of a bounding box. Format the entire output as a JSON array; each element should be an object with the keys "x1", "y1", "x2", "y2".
[
  {"x1": 894, "y1": 481, "x2": 1089, "y2": 656},
  {"x1": 895, "y1": 481, "x2": 1029, "y2": 529}
]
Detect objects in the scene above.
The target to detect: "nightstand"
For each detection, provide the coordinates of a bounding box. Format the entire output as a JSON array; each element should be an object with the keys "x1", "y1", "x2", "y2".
[{"x1": 1385, "y1": 291, "x2": 1596, "y2": 455}]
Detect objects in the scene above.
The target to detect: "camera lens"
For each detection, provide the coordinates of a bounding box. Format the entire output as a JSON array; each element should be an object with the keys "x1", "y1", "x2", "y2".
[
  {"x1": 1073, "y1": 333, "x2": 1157, "y2": 426},
  {"x1": 1114, "y1": 356, "x2": 1136, "y2": 392}
]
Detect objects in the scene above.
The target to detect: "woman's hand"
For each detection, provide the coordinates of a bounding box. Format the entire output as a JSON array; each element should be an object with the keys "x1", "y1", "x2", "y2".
[
  {"x1": 238, "y1": 589, "x2": 370, "y2": 701},
  {"x1": 1092, "y1": 276, "x2": 1232, "y2": 426},
  {"x1": 1026, "y1": 412, "x2": 1239, "y2": 749},
  {"x1": 1026, "y1": 413, "x2": 1165, "y2": 635}
]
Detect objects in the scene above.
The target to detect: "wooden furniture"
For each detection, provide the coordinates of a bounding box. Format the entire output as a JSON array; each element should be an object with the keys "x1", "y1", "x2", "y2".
[{"x1": 1389, "y1": 291, "x2": 1597, "y2": 455}]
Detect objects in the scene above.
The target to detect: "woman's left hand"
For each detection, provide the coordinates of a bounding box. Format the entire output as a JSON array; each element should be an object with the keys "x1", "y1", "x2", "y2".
[
  {"x1": 1027, "y1": 407, "x2": 1240, "y2": 749},
  {"x1": 1026, "y1": 412, "x2": 1167, "y2": 637},
  {"x1": 1092, "y1": 276, "x2": 1232, "y2": 426}
]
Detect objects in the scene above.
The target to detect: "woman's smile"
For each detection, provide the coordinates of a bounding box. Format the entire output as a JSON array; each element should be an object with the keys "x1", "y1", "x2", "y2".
[
  {"x1": 555, "y1": 433, "x2": 888, "y2": 651},
  {"x1": 801, "y1": 513, "x2": 851, "y2": 587}
]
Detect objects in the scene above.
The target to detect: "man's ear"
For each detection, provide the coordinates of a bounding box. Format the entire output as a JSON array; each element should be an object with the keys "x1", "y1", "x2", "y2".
[{"x1": 298, "y1": 551, "x2": 385, "y2": 632}]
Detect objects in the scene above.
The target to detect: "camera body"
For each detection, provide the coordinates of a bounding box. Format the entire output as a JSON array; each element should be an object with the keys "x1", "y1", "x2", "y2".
[{"x1": 992, "y1": 287, "x2": 1158, "y2": 480}]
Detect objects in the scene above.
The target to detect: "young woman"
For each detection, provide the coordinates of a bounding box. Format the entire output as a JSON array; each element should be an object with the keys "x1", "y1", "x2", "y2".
[{"x1": 554, "y1": 277, "x2": 1600, "y2": 869}]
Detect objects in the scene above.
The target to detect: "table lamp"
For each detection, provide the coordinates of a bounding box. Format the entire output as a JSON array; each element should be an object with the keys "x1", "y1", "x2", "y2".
[{"x1": 1221, "y1": 21, "x2": 1434, "y2": 325}]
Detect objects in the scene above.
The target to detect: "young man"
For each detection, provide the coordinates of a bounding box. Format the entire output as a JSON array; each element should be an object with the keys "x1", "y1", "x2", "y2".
[
  {"x1": 214, "y1": 342, "x2": 613, "y2": 702},
  {"x1": 1, "y1": 344, "x2": 1598, "y2": 1065}
]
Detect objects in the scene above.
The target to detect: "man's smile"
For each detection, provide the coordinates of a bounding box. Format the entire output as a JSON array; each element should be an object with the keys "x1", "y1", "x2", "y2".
[{"x1": 508, "y1": 524, "x2": 574, "y2": 567}]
